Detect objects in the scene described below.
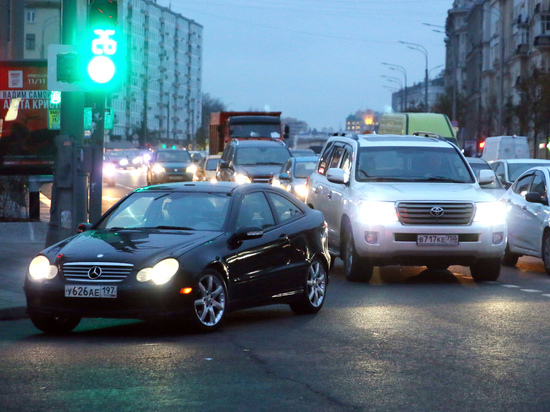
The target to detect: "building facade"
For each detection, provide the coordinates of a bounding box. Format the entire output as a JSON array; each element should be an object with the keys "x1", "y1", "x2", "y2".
[
  {"x1": 1, "y1": 0, "x2": 202, "y2": 148},
  {"x1": 446, "y1": 0, "x2": 550, "y2": 153}
]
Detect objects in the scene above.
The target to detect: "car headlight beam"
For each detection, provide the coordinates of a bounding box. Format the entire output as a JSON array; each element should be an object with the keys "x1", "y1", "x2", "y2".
[
  {"x1": 357, "y1": 201, "x2": 398, "y2": 224},
  {"x1": 152, "y1": 164, "x2": 166, "y2": 174},
  {"x1": 474, "y1": 201, "x2": 507, "y2": 225},
  {"x1": 28, "y1": 255, "x2": 58, "y2": 280},
  {"x1": 137, "y1": 258, "x2": 179, "y2": 285},
  {"x1": 235, "y1": 173, "x2": 252, "y2": 184}
]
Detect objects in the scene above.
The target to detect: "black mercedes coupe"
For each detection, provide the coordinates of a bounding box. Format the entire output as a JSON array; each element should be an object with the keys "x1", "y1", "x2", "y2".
[{"x1": 24, "y1": 182, "x2": 329, "y2": 333}]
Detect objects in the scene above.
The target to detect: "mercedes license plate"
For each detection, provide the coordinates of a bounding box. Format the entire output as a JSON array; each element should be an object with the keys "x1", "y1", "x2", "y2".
[
  {"x1": 417, "y1": 234, "x2": 459, "y2": 246},
  {"x1": 65, "y1": 285, "x2": 117, "y2": 298}
]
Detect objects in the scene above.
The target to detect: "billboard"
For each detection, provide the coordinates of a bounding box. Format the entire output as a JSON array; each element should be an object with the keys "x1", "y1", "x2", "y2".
[{"x1": 0, "y1": 60, "x2": 59, "y2": 175}]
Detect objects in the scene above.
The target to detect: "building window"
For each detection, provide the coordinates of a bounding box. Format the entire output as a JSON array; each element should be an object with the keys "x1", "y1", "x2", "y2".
[
  {"x1": 27, "y1": 10, "x2": 36, "y2": 23},
  {"x1": 26, "y1": 34, "x2": 36, "y2": 50}
]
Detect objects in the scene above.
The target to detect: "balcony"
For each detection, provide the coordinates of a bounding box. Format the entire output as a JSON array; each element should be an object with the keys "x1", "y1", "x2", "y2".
[
  {"x1": 516, "y1": 43, "x2": 529, "y2": 55},
  {"x1": 534, "y1": 34, "x2": 550, "y2": 47}
]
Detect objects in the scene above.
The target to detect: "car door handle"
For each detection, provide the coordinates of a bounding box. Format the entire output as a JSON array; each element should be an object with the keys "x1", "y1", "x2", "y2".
[{"x1": 279, "y1": 234, "x2": 289, "y2": 242}]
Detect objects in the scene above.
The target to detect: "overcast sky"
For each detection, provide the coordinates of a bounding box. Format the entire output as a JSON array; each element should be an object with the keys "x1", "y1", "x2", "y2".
[{"x1": 158, "y1": 0, "x2": 452, "y2": 130}]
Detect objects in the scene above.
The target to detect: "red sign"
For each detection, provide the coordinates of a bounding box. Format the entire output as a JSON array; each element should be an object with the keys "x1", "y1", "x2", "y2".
[{"x1": 0, "y1": 60, "x2": 58, "y2": 175}]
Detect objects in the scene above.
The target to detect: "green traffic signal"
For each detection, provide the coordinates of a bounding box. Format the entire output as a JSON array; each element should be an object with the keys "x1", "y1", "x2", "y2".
[{"x1": 86, "y1": 1, "x2": 122, "y2": 89}]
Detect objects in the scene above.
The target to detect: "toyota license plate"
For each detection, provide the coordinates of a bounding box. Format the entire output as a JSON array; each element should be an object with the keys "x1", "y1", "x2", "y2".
[
  {"x1": 65, "y1": 285, "x2": 117, "y2": 298},
  {"x1": 417, "y1": 234, "x2": 459, "y2": 246}
]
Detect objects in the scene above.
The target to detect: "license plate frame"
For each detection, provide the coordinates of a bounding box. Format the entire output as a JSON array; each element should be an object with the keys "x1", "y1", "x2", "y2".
[
  {"x1": 416, "y1": 234, "x2": 459, "y2": 246},
  {"x1": 64, "y1": 285, "x2": 117, "y2": 298}
]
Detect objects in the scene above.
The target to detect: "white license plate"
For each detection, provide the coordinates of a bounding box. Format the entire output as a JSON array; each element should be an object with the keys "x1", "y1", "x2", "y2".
[
  {"x1": 65, "y1": 285, "x2": 117, "y2": 298},
  {"x1": 417, "y1": 234, "x2": 459, "y2": 246}
]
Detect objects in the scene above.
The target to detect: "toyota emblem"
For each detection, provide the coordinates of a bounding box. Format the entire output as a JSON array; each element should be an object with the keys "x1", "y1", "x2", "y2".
[
  {"x1": 88, "y1": 266, "x2": 102, "y2": 279},
  {"x1": 430, "y1": 206, "x2": 445, "y2": 217}
]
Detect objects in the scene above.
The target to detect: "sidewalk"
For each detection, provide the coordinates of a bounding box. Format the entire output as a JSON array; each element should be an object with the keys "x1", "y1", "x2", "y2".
[{"x1": 0, "y1": 195, "x2": 50, "y2": 320}]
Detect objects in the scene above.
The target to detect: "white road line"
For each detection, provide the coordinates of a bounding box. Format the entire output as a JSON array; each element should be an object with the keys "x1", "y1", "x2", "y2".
[
  {"x1": 520, "y1": 289, "x2": 543, "y2": 293},
  {"x1": 542, "y1": 294, "x2": 550, "y2": 298},
  {"x1": 502, "y1": 284, "x2": 521, "y2": 288}
]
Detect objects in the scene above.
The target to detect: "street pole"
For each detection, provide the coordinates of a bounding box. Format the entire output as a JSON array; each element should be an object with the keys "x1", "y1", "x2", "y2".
[
  {"x1": 381, "y1": 75, "x2": 404, "y2": 112},
  {"x1": 89, "y1": 91, "x2": 105, "y2": 224},
  {"x1": 498, "y1": 0, "x2": 505, "y2": 135},
  {"x1": 399, "y1": 41, "x2": 429, "y2": 112},
  {"x1": 382, "y1": 62, "x2": 407, "y2": 111},
  {"x1": 47, "y1": 0, "x2": 87, "y2": 246}
]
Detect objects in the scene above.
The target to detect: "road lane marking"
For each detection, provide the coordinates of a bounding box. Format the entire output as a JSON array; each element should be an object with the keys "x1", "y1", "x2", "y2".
[
  {"x1": 502, "y1": 284, "x2": 521, "y2": 288},
  {"x1": 520, "y1": 289, "x2": 543, "y2": 293}
]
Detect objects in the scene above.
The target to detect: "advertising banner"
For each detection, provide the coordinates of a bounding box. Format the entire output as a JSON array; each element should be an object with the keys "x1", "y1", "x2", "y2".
[{"x1": 0, "y1": 60, "x2": 59, "y2": 175}]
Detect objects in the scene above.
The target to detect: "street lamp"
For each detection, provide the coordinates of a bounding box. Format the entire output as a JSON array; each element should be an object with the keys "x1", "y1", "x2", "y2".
[
  {"x1": 382, "y1": 62, "x2": 407, "y2": 111},
  {"x1": 429, "y1": 64, "x2": 444, "y2": 78},
  {"x1": 381, "y1": 75, "x2": 404, "y2": 111},
  {"x1": 399, "y1": 41, "x2": 429, "y2": 112}
]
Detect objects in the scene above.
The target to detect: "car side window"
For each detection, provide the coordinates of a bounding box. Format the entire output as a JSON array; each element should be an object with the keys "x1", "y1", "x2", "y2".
[
  {"x1": 267, "y1": 192, "x2": 304, "y2": 224},
  {"x1": 340, "y1": 145, "x2": 353, "y2": 175},
  {"x1": 495, "y1": 162, "x2": 505, "y2": 176},
  {"x1": 317, "y1": 142, "x2": 335, "y2": 174},
  {"x1": 514, "y1": 173, "x2": 534, "y2": 196},
  {"x1": 237, "y1": 192, "x2": 275, "y2": 230},
  {"x1": 328, "y1": 146, "x2": 345, "y2": 169},
  {"x1": 531, "y1": 172, "x2": 547, "y2": 198}
]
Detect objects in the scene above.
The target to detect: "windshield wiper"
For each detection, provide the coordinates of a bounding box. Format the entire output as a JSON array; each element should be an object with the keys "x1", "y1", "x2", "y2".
[
  {"x1": 423, "y1": 176, "x2": 467, "y2": 183},
  {"x1": 364, "y1": 177, "x2": 411, "y2": 182},
  {"x1": 153, "y1": 225, "x2": 195, "y2": 230}
]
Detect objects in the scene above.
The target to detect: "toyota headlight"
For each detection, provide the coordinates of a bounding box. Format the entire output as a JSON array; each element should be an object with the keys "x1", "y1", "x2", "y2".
[
  {"x1": 235, "y1": 173, "x2": 252, "y2": 184},
  {"x1": 152, "y1": 164, "x2": 166, "y2": 174},
  {"x1": 137, "y1": 258, "x2": 179, "y2": 285},
  {"x1": 28, "y1": 255, "x2": 58, "y2": 280},
  {"x1": 357, "y1": 201, "x2": 398, "y2": 224},
  {"x1": 474, "y1": 201, "x2": 507, "y2": 225}
]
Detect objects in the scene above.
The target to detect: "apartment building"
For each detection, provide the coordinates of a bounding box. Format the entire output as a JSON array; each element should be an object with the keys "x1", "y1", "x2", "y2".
[{"x1": 446, "y1": 0, "x2": 550, "y2": 147}]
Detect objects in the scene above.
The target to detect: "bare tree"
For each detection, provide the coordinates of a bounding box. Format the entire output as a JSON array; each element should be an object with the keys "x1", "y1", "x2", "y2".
[{"x1": 195, "y1": 93, "x2": 226, "y2": 150}]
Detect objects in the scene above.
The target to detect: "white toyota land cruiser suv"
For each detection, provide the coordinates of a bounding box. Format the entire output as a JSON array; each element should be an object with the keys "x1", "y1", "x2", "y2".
[{"x1": 305, "y1": 134, "x2": 506, "y2": 282}]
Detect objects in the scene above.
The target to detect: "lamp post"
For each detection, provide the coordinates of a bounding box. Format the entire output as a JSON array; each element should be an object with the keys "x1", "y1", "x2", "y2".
[
  {"x1": 382, "y1": 62, "x2": 407, "y2": 111},
  {"x1": 381, "y1": 75, "x2": 404, "y2": 111},
  {"x1": 399, "y1": 41, "x2": 429, "y2": 112},
  {"x1": 429, "y1": 64, "x2": 444, "y2": 78}
]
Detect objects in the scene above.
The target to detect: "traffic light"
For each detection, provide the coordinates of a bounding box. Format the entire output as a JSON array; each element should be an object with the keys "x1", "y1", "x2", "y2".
[{"x1": 86, "y1": 0, "x2": 123, "y2": 89}]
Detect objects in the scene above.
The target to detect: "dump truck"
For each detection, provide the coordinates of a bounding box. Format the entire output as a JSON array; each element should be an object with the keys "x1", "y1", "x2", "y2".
[{"x1": 208, "y1": 111, "x2": 289, "y2": 155}]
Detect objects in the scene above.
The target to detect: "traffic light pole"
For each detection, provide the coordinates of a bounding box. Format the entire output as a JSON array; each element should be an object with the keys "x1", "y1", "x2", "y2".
[
  {"x1": 46, "y1": 0, "x2": 87, "y2": 246},
  {"x1": 89, "y1": 90, "x2": 105, "y2": 224}
]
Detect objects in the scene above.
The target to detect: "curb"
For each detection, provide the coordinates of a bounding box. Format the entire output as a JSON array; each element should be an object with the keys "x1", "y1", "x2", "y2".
[{"x1": 0, "y1": 306, "x2": 27, "y2": 321}]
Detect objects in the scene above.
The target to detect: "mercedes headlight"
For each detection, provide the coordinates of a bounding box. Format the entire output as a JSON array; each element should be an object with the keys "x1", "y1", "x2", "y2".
[
  {"x1": 152, "y1": 164, "x2": 166, "y2": 174},
  {"x1": 474, "y1": 201, "x2": 506, "y2": 225},
  {"x1": 137, "y1": 258, "x2": 179, "y2": 285},
  {"x1": 235, "y1": 173, "x2": 252, "y2": 184},
  {"x1": 357, "y1": 201, "x2": 398, "y2": 224},
  {"x1": 28, "y1": 255, "x2": 58, "y2": 280}
]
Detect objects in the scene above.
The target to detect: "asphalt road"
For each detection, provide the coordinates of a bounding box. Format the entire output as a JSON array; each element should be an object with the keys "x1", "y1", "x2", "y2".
[{"x1": 1, "y1": 258, "x2": 549, "y2": 412}]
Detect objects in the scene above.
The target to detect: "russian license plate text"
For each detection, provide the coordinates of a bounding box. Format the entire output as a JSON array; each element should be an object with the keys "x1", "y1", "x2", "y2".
[
  {"x1": 417, "y1": 234, "x2": 459, "y2": 246},
  {"x1": 65, "y1": 285, "x2": 117, "y2": 298}
]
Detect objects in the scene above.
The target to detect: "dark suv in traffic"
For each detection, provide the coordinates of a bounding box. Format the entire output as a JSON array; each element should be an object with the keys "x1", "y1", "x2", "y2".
[{"x1": 217, "y1": 139, "x2": 292, "y2": 184}]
